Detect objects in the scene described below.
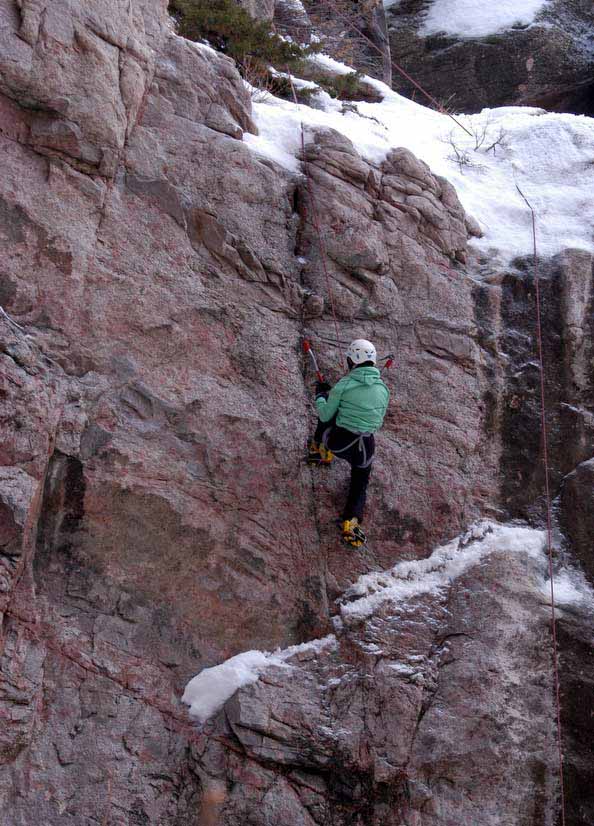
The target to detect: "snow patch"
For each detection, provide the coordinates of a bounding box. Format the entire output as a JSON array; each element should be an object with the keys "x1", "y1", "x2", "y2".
[
  {"x1": 182, "y1": 650, "x2": 277, "y2": 723},
  {"x1": 183, "y1": 521, "x2": 594, "y2": 725},
  {"x1": 308, "y1": 53, "x2": 356, "y2": 76},
  {"x1": 385, "y1": 662, "x2": 417, "y2": 676},
  {"x1": 420, "y1": 0, "x2": 550, "y2": 38},
  {"x1": 174, "y1": 33, "x2": 218, "y2": 57},
  {"x1": 183, "y1": 635, "x2": 336, "y2": 723},
  {"x1": 341, "y1": 521, "x2": 546, "y2": 621}
]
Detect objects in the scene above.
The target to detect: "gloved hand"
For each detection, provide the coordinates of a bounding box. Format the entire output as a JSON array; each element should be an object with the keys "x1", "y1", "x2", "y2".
[{"x1": 315, "y1": 381, "x2": 331, "y2": 399}]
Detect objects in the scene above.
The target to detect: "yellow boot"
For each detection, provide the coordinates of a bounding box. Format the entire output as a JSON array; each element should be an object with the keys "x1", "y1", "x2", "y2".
[
  {"x1": 307, "y1": 441, "x2": 334, "y2": 465},
  {"x1": 341, "y1": 518, "x2": 366, "y2": 548}
]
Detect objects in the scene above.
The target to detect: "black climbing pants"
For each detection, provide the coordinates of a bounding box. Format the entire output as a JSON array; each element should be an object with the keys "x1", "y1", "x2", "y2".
[{"x1": 314, "y1": 418, "x2": 375, "y2": 522}]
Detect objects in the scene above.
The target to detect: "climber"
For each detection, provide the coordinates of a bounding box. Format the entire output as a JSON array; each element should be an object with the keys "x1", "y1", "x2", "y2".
[{"x1": 307, "y1": 339, "x2": 390, "y2": 548}]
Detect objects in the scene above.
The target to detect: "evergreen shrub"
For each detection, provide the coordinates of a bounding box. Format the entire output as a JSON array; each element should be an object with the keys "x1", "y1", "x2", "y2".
[{"x1": 170, "y1": 0, "x2": 308, "y2": 71}]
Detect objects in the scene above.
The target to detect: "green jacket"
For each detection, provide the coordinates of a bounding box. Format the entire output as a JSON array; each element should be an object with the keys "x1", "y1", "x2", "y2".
[{"x1": 316, "y1": 366, "x2": 390, "y2": 434}]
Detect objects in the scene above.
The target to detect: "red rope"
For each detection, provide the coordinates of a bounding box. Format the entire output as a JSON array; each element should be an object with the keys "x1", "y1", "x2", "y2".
[
  {"x1": 317, "y1": 0, "x2": 473, "y2": 138},
  {"x1": 516, "y1": 185, "x2": 566, "y2": 826},
  {"x1": 286, "y1": 70, "x2": 342, "y2": 367}
]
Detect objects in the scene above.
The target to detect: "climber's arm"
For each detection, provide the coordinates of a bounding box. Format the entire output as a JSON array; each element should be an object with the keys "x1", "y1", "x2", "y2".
[{"x1": 316, "y1": 379, "x2": 345, "y2": 422}]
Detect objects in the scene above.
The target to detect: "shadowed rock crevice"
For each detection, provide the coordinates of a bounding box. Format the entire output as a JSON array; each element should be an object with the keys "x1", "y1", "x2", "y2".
[
  {"x1": 35, "y1": 451, "x2": 86, "y2": 565},
  {"x1": 557, "y1": 614, "x2": 594, "y2": 826},
  {"x1": 476, "y1": 252, "x2": 594, "y2": 522},
  {"x1": 530, "y1": 77, "x2": 594, "y2": 117}
]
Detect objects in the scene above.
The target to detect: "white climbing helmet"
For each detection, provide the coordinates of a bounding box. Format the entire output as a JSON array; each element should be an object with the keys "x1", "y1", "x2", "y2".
[{"x1": 346, "y1": 339, "x2": 377, "y2": 365}]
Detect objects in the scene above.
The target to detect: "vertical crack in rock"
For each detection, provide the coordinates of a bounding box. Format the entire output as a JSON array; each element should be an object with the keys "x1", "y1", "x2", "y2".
[{"x1": 34, "y1": 451, "x2": 85, "y2": 568}]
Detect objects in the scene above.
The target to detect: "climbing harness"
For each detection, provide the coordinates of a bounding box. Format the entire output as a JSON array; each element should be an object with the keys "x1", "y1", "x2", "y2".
[
  {"x1": 322, "y1": 428, "x2": 374, "y2": 469},
  {"x1": 516, "y1": 184, "x2": 567, "y2": 826}
]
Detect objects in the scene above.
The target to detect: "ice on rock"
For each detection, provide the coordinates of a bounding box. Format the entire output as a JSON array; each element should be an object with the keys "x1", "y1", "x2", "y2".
[
  {"x1": 183, "y1": 636, "x2": 336, "y2": 723},
  {"x1": 340, "y1": 521, "x2": 546, "y2": 621},
  {"x1": 184, "y1": 522, "x2": 594, "y2": 727},
  {"x1": 182, "y1": 650, "x2": 280, "y2": 723}
]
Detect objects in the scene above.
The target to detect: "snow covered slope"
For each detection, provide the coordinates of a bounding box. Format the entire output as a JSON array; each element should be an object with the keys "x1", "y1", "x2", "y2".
[{"x1": 245, "y1": 61, "x2": 594, "y2": 263}]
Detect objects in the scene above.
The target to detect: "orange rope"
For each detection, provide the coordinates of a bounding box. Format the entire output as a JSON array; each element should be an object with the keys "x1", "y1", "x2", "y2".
[
  {"x1": 516, "y1": 184, "x2": 566, "y2": 826},
  {"x1": 318, "y1": 0, "x2": 474, "y2": 137}
]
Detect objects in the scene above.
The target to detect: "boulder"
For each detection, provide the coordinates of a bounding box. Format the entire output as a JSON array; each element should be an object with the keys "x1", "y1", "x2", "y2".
[
  {"x1": 193, "y1": 524, "x2": 561, "y2": 825},
  {"x1": 386, "y1": 0, "x2": 594, "y2": 113}
]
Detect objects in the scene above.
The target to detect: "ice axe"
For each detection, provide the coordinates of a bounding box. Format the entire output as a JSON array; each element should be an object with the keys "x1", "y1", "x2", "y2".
[
  {"x1": 381, "y1": 354, "x2": 395, "y2": 372},
  {"x1": 302, "y1": 339, "x2": 325, "y2": 383}
]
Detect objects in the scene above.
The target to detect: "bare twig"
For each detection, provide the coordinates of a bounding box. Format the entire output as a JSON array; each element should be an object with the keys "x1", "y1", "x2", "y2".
[{"x1": 241, "y1": 56, "x2": 276, "y2": 102}]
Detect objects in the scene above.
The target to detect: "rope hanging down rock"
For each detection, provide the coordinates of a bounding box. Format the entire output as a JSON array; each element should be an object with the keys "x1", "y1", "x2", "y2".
[
  {"x1": 319, "y1": 0, "x2": 474, "y2": 138},
  {"x1": 286, "y1": 68, "x2": 343, "y2": 368},
  {"x1": 516, "y1": 184, "x2": 567, "y2": 826}
]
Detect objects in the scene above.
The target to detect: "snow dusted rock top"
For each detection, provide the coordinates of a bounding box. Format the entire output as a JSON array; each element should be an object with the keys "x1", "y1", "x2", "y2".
[
  {"x1": 246, "y1": 62, "x2": 594, "y2": 263},
  {"x1": 183, "y1": 636, "x2": 336, "y2": 722},
  {"x1": 183, "y1": 520, "x2": 561, "y2": 723}
]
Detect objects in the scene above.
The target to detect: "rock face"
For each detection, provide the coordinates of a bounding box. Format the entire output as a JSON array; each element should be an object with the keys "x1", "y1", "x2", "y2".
[
  {"x1": 192, "y1": 525, "x2": 561, "y2": 826},
  {"x1": 562, "y1": 459, "x2": 594, "y2": 581},
  {"x1": 274, "y1": 0, "x2": 311, "y2": 39},
  {"x1": 386, "y1": 0, "x2": 594, "y2": 113},
  {"x1": 240, "y1": 0, "x2": 276, "y2": 20},
  {"x1": 473, "y1": 250, "x2": 594, "y2": 522},
  {"x1": 0, "y1": 0, "x2": 593, "y2": 824}
]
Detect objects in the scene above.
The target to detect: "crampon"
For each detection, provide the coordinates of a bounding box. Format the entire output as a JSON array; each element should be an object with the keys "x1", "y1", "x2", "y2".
[
  {"x1": 306, "y1": 441, "x2": 334, "y2": 466},
  {"x1": 341, "y1": 518, "x2": 366, "y2": 549}
]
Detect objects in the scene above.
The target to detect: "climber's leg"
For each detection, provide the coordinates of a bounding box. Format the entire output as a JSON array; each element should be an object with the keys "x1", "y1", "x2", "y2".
[
  {"x1": 340, "y1": 465, "x2": 371, "y2": 548},
  {"x1": 307, "y1": 416, "x2": 337, "y2": 465},
  {"x1": 336, "y1": 432, "x2": 374, "y2": 547},
  {"x1": 342, "y1": 463, "x2": 372, "y2": 523}
]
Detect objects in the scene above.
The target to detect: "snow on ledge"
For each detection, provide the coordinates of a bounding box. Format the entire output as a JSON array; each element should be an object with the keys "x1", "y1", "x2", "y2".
[
  {"x1": 183, "y1": 521, "x2": 594, "y2": 724},
  {"x1": 182, "y1": 635, "x2": 336, "y2": 723},
  {"x1": 183, "y1": 650, "x2": 278, "y2": 723},
  {"x1": 540, "y1": 567, "x2": 594, "y2": 612},
  {"x1": 171, "y1": 32, "x2": 219, "y2": 57},
  {"x1": 419, "y1": 0, "x2": 550, "y2": 38},
  {"x1": 308, "y1": 53, "x2": 356, "y2": 76},
  {"x1": 340, "y1": 521, "x2": 547, "y2": 621}
]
